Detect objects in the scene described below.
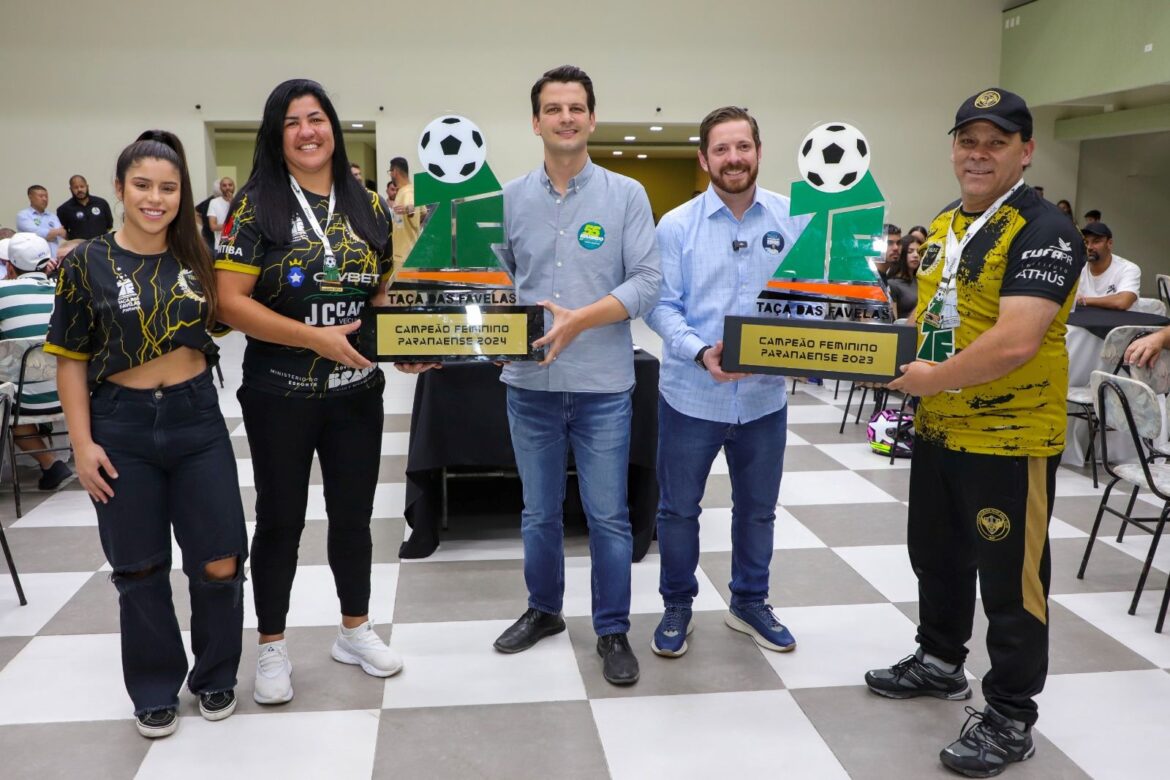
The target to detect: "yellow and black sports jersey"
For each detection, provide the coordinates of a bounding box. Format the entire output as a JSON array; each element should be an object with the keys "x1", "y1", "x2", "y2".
[
  {"x1": 46, "y1": 235, "x2": 215, "y2": 388},
  {"x1": 914, "y1": 185, "x2": 1085, "y2": 456},
  {"x1": 215, "y1": 189, "x2": 392, "y2": 397}
]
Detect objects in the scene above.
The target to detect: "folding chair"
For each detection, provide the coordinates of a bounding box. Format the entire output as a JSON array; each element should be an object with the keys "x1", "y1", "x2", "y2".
[
  {"x1": 0, "y1": 387, "x2": 27, "y2": 606},
  {"x1": 885, "y1": 391, "x2": 915, "y2": 466},
  {"x1": 839, "y1": 381, "x2": 887, "y2": 434},
  {"x1": 1067, "y1": 325, "x2": 1160, "y2": 487},
  {"x1": 0, "y1": 338, "x2": 73, "y2": 518},
  {"x1": 1077, "y1": 370, "x2": 1170, "y2": 631}
]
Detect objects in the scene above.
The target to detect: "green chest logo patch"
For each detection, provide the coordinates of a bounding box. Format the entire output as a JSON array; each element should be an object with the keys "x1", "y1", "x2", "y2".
[{"x1": 578, "y1": 222, "x2": 605, "y2": 250}]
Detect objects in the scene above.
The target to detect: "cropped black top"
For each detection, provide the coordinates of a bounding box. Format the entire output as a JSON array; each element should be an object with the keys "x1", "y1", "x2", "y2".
[{"x1": 45, "y1": 234, "x2": 216, "y2": 386}]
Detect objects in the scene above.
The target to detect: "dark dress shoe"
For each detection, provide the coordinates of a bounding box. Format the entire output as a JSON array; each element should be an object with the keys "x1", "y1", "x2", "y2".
[
  {"x1": 493, "y1": 608, "x2": 566, "y2": 653},
  {"x1": 597, "y1": 633, "x2": 640, "y2": 685}
]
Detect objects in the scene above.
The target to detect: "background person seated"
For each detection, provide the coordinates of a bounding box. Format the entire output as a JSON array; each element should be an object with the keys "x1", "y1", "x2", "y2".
[
  {"x1": 886, "y1": 234, "x2": 921, "y2": 320},
  {"x1": 1075, "y1": 222, "x2": 1139, "y2": 311},
  {"x1": 0, "y1": 233, "x2": 73, "y2": 491}
]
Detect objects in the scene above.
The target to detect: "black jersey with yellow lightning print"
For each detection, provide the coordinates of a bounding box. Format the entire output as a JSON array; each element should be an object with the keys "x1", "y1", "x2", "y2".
[
  {"x1": 914, "y1": 186, "x2": 1085, "y2": 456},
  {"x1": 216, "y1": 189, "x2": 392, "y2": 397},
  {"x1": 46, "y1": 234, "x2": 215, "y2": 388}
]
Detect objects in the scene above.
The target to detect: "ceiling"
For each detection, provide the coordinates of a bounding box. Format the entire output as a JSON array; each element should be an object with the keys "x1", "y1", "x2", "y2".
[
  {"x1": 589, "y1": 121, "x2": 701, "y2": 160},
  {"x1": 211, "y1": 123, "x2": 376, "y2": 145},
  {"x1": 1047, "y1": 83, "x2": 1170, "y2": 111}
]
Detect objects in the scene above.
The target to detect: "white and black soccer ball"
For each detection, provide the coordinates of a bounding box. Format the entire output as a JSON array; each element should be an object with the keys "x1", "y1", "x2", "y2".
[
  {"x1": 797, "y1": 122, "x2": 871, "y2": 194},
  {"x1": 417, "y1": 115, "x2": 487, "y2": 184}
]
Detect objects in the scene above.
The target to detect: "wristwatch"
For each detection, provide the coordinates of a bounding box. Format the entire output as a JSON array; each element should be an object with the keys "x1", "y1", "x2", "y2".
[{"x1": 694, "y1": 345, "x2": 712, "y2": 370}]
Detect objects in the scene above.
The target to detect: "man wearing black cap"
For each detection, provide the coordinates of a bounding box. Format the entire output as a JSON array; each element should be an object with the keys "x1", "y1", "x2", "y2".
[
  {"x1": 864, "y1": 88, "x2": 1084, "y2": 778},
  {"x1": 1076, "y1": 222, "x2": 1139, "y2": 310}
]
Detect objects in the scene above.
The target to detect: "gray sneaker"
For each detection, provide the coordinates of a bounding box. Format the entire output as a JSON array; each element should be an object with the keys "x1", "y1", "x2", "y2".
[
  {"x1": 940, "y1": 706, "x2": 1035, "y2": 777},
  {"x1": 865, "y1": 649, "x2": 971, "y2": 700}
]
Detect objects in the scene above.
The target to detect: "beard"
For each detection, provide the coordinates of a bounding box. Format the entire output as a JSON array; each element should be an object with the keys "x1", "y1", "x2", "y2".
[
  {"x1": 1087, "y1": 249, "x2": 1100, "y2": 263},
  {"x1": 710, "y1": 163, "x2": 758, "y2": 195}
]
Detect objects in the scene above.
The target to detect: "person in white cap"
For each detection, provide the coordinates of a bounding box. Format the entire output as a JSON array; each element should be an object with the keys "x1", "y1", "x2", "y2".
[{"x1": 0, "y1": 233, "x2": 75, "y2": 490}]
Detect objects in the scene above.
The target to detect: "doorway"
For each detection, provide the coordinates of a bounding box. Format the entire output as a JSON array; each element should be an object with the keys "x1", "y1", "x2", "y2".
[
  {"x1": 207, "y1": 121, "x2": 379, "y2": 197},
  {"x1": 590, "y1": 122, "x2": 705, "y2": 223}
]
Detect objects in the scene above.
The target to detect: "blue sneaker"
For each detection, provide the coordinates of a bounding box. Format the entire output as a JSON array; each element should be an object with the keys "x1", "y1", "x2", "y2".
[
  {"x1": 725, "y1": 603, "x2": 796, "y2": 652},
  {"x1": 651, "y1": 605, "x2": 694, "y2": 658}
]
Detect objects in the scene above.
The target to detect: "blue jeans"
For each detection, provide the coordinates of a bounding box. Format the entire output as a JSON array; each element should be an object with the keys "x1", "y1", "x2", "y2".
[
  {"x1": 90, "y1": 371, "x2": 248, "y2": 715},
  {"x1": 656, "y1": 396, "x2": 787, "y2": 608},
  {"x1": 506, "y1": 386, "x2": 633, "y2": 636}
]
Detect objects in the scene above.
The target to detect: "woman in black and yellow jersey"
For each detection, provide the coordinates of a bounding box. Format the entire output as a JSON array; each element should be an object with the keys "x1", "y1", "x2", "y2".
[
  {"x1": 215, "y1": 79, "x2": 402, "y2": 707},
  {"x1": 47, "y1": 131, "x2": 248, "y2": 739}
]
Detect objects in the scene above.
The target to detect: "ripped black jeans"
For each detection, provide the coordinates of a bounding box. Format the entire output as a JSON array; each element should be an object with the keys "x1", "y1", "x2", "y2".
[{"x1": 90, "y1": 371, "x2": 248, "y2": 716}]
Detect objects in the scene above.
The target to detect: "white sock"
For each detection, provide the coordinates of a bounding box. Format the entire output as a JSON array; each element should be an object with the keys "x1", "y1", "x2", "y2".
[
  {"x1": 340, "y1": 621, "x2": 369, "y2": 637},
  {"x1": 923, "y1": 652, "x2": 959, "y2": 673},
  {"x1": 259, "y1": 639, "x2": 286, "y2": 650}
]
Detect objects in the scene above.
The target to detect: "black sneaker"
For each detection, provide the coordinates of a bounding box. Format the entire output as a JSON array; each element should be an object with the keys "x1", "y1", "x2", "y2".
[
  {"x1": 199, "y1": 689, "x2": 237, "y2": 722},
  {"x1": 135, "y1": 707, "x2": 179, "y2": 739},
  {"x1": 597, "y1": 633, "x2": 639, "y2": 685},
  {"x1": 493, "y1": 608, "x2": 566, "y2": 654},
  {"x1": 940, "y1": 706, "x2": 1035, "y2": 778},
  {"x1": 865, "y1": 650, "x2": 971, "y2": 700},
  {"x1": 37, "y1": 461, "x2": 75, "y2": 492}
]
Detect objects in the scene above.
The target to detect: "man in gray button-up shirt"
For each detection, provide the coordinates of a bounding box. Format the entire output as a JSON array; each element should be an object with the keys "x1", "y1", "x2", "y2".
[{"x1": 491, "y1": 66, "x2": 660, "y2": 687}]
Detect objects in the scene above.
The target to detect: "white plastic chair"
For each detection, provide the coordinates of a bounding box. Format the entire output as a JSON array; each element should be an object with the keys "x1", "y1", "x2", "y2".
[{"x1": 1079, "y1": 369, "x2": 1170, "y2": 631}]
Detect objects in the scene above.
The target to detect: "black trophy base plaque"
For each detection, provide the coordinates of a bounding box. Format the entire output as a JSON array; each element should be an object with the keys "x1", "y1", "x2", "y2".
[{"x1": 359, "y1": 305, "x2": 546, "y2": 363}]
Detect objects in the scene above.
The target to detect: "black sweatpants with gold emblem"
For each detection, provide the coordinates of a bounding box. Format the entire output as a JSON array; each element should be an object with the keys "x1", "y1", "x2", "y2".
[{"x1": 907, "y1": 438, "x2": 1060, "y2": 727}]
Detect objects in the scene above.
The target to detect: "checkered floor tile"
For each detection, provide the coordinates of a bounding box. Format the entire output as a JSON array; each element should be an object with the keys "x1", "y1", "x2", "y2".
[{"x1": 0, "y1": 323, "x2": 1165, "y2": 779}]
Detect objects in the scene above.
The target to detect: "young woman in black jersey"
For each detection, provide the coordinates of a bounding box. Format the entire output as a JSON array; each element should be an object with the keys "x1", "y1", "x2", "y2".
[
  {"x1": 215, "y1": 79, "x2": 401, "y2": 706},
  {"x1": 886, "y1": 234, "x2": 922, "y2": 320},
  {"x1": 48, "y1": 130, "x2": 248, "y2": 738}
]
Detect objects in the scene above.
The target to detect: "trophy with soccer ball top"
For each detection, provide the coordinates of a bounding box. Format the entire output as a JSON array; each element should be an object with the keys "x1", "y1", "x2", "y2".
[
  {"x1": 721, "y1": 122, "x2": 916, "y2": 382},
  {"x1": 359, "y1": 115, "x2": 544, "y2": 363}
]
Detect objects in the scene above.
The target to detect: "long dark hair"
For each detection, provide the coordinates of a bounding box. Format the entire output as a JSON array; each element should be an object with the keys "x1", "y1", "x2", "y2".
[
  {"x1": 236, "y1": 79, "x2": 385, "y2": 252},
  {"x1": 115, "y1": 130, "x2": 218, "y2": 324},
  {"x1": 888, "y1": 235, "x2": 921, "y2": 282}
]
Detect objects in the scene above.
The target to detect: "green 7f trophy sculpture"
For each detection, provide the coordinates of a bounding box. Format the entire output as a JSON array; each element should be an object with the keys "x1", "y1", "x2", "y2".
[
  {"x1": 359, "y1": 115, "x2": 544, "y2": 362},
  {"x1": 721, "y1": 122, "x2": 915, "y2": 382}
]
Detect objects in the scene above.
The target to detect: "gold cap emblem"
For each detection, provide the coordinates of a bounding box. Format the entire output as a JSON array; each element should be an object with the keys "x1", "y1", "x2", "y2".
[{"x1": 974, "y1": 90, "x2": 1001, "y2": 109}]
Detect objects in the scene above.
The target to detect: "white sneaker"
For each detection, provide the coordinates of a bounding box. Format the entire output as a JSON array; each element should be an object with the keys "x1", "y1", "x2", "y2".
[
  {"x1": 253, "y1": 640, "x2": 293, "y2": 704},
  {"x1": 331, "y1": 621, "x2": 404, "y2": 678}
]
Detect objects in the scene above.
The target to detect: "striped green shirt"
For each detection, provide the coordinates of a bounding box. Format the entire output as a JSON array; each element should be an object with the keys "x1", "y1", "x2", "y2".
[{"x1": 0, "y1": 273, "x2": 59, "y2": 414}]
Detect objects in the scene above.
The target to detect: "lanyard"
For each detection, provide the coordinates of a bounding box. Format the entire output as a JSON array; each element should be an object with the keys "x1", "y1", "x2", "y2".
[
  {"x1": 288, "y1": 175, "x2": 336, "y2": 260},
  {"x1": 939, "y1": 178, "x2": 1024, "y2": 295}
]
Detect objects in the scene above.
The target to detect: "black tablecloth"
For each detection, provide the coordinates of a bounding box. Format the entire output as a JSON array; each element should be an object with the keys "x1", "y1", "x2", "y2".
[
  {"x1": 1067, "y1": 308, "x2": 1169, "y2": 339},
  {"x1": 399, "y1": 352, "x2": 659, "y2": 560}
]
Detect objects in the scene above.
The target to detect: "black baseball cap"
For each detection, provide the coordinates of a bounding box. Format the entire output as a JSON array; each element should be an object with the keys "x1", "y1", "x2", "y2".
[
  {"x1": 949, "y1": 87, "x2": 1033, "y2": 140},
  {"x1": 1082, "y1": 221, "x2": 1112, "y2": 239}
]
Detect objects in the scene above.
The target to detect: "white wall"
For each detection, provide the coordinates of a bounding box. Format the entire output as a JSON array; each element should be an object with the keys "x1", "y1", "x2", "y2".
[
  {"x1": 1025, "y1": 105, "x2": 1082, "y2": 211},
  {"x1": 0, "y1": 0, "x2": 1003, "y2": 227},
  {"x1": 1077, "y1": 132, "x2": 1170, "y2": 295}
]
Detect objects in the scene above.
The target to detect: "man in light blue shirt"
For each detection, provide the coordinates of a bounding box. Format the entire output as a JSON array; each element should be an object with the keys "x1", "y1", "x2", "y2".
[
  {"x1": 646, "y1": 106, "x2": 808, "y2": 659},
  {"x1": 491, "y1": 65, "x2": 661, "y2": 686},
  {"x1": 16, "y1": 185, "x2": 66, "y2": 257}
]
